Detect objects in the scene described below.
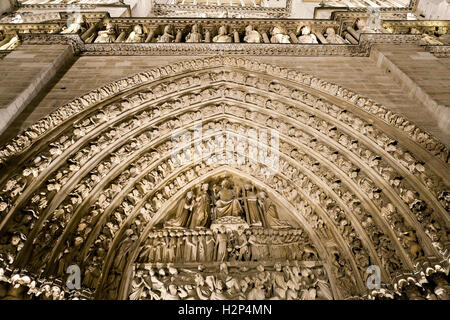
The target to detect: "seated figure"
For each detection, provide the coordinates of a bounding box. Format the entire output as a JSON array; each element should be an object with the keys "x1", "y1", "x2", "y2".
[
  {"x1": 186, "y1": 24, "x2": 202, "y2": 43},
  {"x1": 126, "y1": 25, "x2": 145, "y2": 43},
  {"x1": 60, "y1": 14, "x2": 87, "y2": 34},
  {"x1": 214, "y1": 179, "x2": 243, "y2": 218},
  {"x1": 213, "y1": 26, "x2": 232, "y2": 43},
  {"x1": 157, "y1": 25, "x2": 174, "y2": 43},
  {"x1": 297, "y1": 26, "x2": 318, "y2": 44},
  {"x1": 324, "y1": 27, "x2": 348, "y2": 44},
  {"x1": 270, "y1": 26, "x2": 290, "y2": 44},
  {"x1": 243, "y1": 25, "x2": 261, "y2": 43},
  {"x1": 94, "y1": 22, "x2": 117, "y2": 43}
]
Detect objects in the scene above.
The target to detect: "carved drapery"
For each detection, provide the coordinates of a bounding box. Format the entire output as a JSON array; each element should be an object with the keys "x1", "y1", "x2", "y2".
[{"x1": 0, "y1": 57, "x2": 448, "y2": 300}]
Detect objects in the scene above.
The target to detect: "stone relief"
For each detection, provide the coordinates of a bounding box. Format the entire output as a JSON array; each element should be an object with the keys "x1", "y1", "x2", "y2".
[
  {"x1": 129, "y1": 262, "x2": 332, "y2": 300},
  {"x1": 94, "y1": 22, "x2": 116, "y2": 43},
  {"x1": 0, "y1": 57, "x2": 448, "y2": 300}
]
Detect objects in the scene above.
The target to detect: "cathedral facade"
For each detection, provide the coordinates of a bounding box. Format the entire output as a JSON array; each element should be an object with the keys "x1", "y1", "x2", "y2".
[{"x1": 0, "y1": 0, "x2": 449, "y2": 300}]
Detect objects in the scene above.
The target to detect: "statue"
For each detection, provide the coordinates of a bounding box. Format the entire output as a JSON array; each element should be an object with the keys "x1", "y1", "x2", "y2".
[
  {"x1": 94, "y1": 22, "x2": 117, "y2": 43},
  {"x1": 185, "y1": 231, "x2": 199, "y2": 262},
  {"x1": 214, "y1": 225, "x2": 228, "y2": 262},
  {"x1": 214, "y1": 179, "x2": 243, "y2": 218},
  {"x1": 324, "y1": 27, "x2": 347, "y2": 44},
  {"x1": 257, "y1": 191, "x2": 291, "y2": 228},
  {"x1": 271, "y1": 262, "x2": 288, "y2": 299},
  {"x1": 164, "y1": 191, "x2": 194, "y2": 228},
  {"x1": 189, "y1": 184, "x2": 211, "y2": 228},
  {"x1": 213, "y1": 26, "x2": 232, "y2": 43},
  {"x1": 126, "y1": 25, "x2": 145, "y2": 43},
  {"x1": 243, "y1": 184, "x2": 263, "y2": 226},
  {"x1": 186, "y1": 24, "x2": 202, "y2": 43},
  {"x1": 270, "y1": 26, "x2": 290, "y2": 44},
  {"x1": 243, "y1": 25, "x2": 261, "y2": 43},
  {"x1": 157, "y1": 25, "x2": 174, "y2": 43},
  {"x1": 60, "y1": 14, "x2": 87, "y2": 34},
  {"x1": 297, "y1": 26, "x2": 318, "y2": 44}
]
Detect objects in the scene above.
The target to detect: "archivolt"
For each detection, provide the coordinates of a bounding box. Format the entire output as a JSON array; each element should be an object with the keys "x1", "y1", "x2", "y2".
[{"x1": 0, "y1": 57, "x2": 448, "y2": 300}]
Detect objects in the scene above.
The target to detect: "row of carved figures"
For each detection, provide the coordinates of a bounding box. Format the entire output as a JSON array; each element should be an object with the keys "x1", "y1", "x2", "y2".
[
  {"x1": 2, "y1": 16, "x2": 449, "y2": 50},
  {"x1": 137, "y1": 227, "x2": 313, "y2": 264},
  {"x1": 58, "y1": 14, "x2": 355, "y2": 44},
  {"x1": 368, "y1": 269, "x2": 450, "y2": 300},
  {"x1": 89, "y1": 23, "x2": 350, "y2": 45},
  {"x1": 129, "y1": 262, "x2": 333, "y2": 300},
  {"x1": 163, "y1": 179, "x2": 292, "y2": 229},
  {"x1": 0, "y1": 265, "x2": 92, "y2": 300}
]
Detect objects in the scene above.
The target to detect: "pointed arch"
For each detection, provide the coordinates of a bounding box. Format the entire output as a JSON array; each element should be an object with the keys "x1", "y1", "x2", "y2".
[{"x1": 0, "y1": 56, "x2": 448, "y2": 300}]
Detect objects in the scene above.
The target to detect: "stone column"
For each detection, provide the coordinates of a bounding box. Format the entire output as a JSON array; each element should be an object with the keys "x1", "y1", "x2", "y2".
[
  {"x1": 204, "y1": 27, "x2": 212, "y2": 43},
  {"x1": 233, "y1": 29, "x2": 240, "y2": 43},
  {"x1": 145, "y1": 28, "x2": 156, "y2": 43},
  {"x1": 289, "y1": 32, "x2": 299, "y2": 44},
  {"x1": 0, "y1": 44, "x2": 75, "y2": 136},
  {"x1": 261, "y1": 30, "x2": 271, "y2": 44},
  {"x1": 315, "y1": 31, "x2": 328, "y2": 44},
  {"x1": 175, "y1": 28, "x2": 183, "y2": 43},
  {"x1": 115, "y1": 31, "x2": 127, "y2": 42}
]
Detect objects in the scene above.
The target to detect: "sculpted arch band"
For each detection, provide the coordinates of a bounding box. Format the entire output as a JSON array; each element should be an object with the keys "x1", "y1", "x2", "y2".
[{"x1": 0, "y1": 55, "x2": 448, "y2": 301}]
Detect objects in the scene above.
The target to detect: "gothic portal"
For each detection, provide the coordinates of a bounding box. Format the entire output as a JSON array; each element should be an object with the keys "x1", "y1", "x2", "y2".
[{"x1": 0, "y1": 0, "x2": 449, "y2": 301}]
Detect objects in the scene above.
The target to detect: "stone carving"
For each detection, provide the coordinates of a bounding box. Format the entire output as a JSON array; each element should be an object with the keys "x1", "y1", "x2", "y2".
[
  {"x1": 355, "y1": 18, "x2": 378, "y2": 36},
  {"x1": 324, "y1": 27, "x2": 347, "y2": 44},
  {"x1": 297, "y1": 26, "x2": 318, "y2": 44},
  {"x1": 126, "y1": 25, "x2": 145, "y2": 43},
  {"x1": 213, "y1": 26, "x2": 232, "y2": 43},
  {"x1": 243, "y1": 25, "x2": 261, "y2": 43},
  {"x1": 270, "y1": 25, "x2": 290, "y2": 44},
  {"x1": 129, "y1": 261, "x2": 331, "y2": 300},
  {"x1": 0, "y1": 33, "x2": 20, "y2": 50},
  {"x1": 157, "y1": 25, "x2": 174, "y2": 43},
  {"x1": 410, "y1": 28, "x2": 444, "y2": 46},
  {"x1": 94, "y1": 22, "x2": 116, "y2": 43},
  {"x1": 60, "y1": 14, "x2": 87, "y2": 34},
  {"x1": 185, "y1": 24, "x2": 202, "y2": 43},
  {"x1": 0, "y1": 57, "x2": 449, "y2": 300}
]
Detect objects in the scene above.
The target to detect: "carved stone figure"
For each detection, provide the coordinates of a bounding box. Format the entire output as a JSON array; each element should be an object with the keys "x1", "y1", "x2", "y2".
[
  {"x1": 410, "y1": 28, "x2": 444, "y2": 45},
  {"x1": 189, "y1": 184, "x2": 211, "y2": 228},
  {"x1": 60, "y1": 14, "x2": 87, "y2": 34},
  {"x1": 126, "y1": 25, "x2": 145, "y2": 43},
  {"x1": 258, "y1": 191, "x2": 290, "y2": 228},
  {"x1": 186, "y1": 24, "x2": 202, "y2": 43},
  {"x1": 213, "y1": 26, "x2": 232, "y2": 43},
  {"x1": 164, "y1": 191, "x2": 194, "y2": 228},
  {"x1": 243, "y1": 25, "x2": 261, "y2": 43},
  {"x1": 298, "y1": 26, "x2": 318, "y2": 44},
  {"x1": 214, "y1": 179, "x2": 243, "y2": 218},
  {"x1": 157, "y1": 25, "x2": 174, "y2": 43},
  {"x1": 243, "y1": 184, "x2": 262, "y2": 226},
  {"x1": 324, "y1": 27, "x2": 347, "y2": 44},
  {"x1": 94, "y1": 22, "x2": 117, "y2": 43},
  {"x1": 270, "y1": 26, "x2": 290, "y2": 44}
]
